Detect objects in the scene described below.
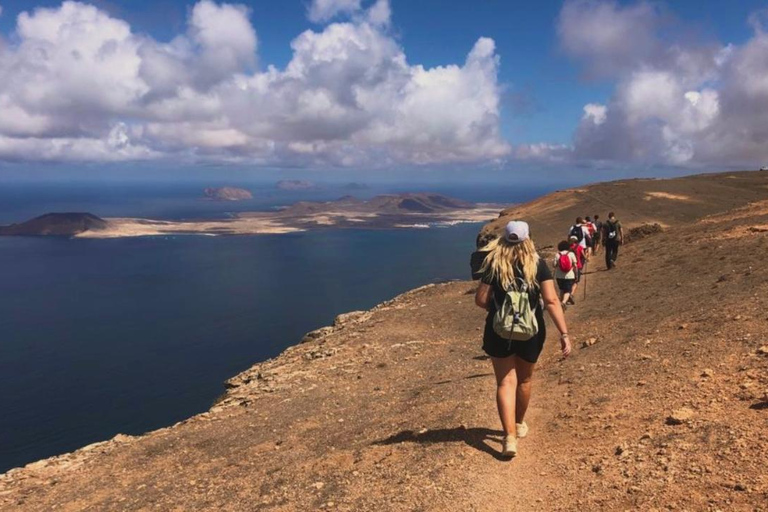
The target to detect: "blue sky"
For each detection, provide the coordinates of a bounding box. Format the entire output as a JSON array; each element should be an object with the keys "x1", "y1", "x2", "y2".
[{"x1": 1, "y1": 0, "x2": 768, "y2": 178}]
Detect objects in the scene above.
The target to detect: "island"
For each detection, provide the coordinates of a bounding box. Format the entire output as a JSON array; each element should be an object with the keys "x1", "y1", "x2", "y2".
[
  {"x1": 275, "y1": 180, "x2": 317, "y2": 191},
  {"x1": 203, "y1": 187, "x2": 253, "y2": 201},
  {"x1": 0, "y1": 193, "x2": 504, "y2": 238}
]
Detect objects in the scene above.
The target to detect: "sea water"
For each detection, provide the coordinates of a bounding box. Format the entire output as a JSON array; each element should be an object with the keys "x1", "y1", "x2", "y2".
[{"x1": 0, "y1": 182, "x2": 553, "y2": 472}]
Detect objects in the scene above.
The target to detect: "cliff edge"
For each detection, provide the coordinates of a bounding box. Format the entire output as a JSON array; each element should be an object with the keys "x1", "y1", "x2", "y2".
[{"x1": 2, "y1": 171, "x2": 768, "y2": 511}]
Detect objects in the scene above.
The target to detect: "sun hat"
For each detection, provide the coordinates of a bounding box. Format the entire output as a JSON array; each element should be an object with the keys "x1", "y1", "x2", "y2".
[{"x1": 504, "y1": 220, "x2": 529, "y2": 244}]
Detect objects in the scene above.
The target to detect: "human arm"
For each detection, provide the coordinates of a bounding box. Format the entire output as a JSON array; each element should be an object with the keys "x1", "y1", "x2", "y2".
[
  {"x1": 540, "y1": 280, "x2": 572, "y2": 357},
  {"x1": 475, "y1": 282, "x2": 493, "y2": 310},
  {"x1": 618, "y1": 223, "x2": 624, "y2": 244}
]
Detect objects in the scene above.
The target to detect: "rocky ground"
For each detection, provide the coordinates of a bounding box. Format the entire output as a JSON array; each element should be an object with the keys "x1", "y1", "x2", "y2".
[{"x1": 1, "y1": 171, "x2": 767, "y2": 511}]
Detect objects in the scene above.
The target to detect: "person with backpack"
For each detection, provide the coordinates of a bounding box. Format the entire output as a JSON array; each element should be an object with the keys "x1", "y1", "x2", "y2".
[
  {"x1": 602, "y1": 212, "x2": 623, "y2": 270},
  {"x1": 592, "y1": 214, "x2": 603, "y2": 254},
  {"x1": 568, "y1": 217, "x2": 587, "y2": 250},
  {"x1": 553, "y1": 240, "x2": 578, "y2": 310},
  {"x1": 475, "y1": 221, "x2": 571, "y2": 458},
  {"x1": 568, "y1": 235, "x2": 586, "y2": 304}
]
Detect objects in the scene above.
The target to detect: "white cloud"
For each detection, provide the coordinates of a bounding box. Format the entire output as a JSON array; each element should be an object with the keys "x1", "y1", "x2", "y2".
[
  {"x1": 560, "y1": 0, "x2": 768, "y2": 168},
  {"x1": 307, "y1": 0, "x2": 361, "y2": 23},
  {"x1": 557, "y1": 0, "x2": 663, "y2": 78},
  {"x1": 366, "y1": 0, "x2": 391, "y2": 27},
  {"x1": 582, "y1": 103, "x2": 607, "y2": 125},
  {"x1": 0, "y1": 0, "x2": 509, "y2": 166}
]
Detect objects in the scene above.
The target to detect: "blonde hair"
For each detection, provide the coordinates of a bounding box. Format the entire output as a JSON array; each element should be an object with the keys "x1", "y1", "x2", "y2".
[{"x1": 479, "y1": 236, "x2": 540, "y2": 291}]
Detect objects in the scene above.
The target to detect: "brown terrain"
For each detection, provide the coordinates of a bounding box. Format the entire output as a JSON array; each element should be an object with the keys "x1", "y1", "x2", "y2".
[{"x1": 2, "y1": 170, "x2": 768, "y2": 511}]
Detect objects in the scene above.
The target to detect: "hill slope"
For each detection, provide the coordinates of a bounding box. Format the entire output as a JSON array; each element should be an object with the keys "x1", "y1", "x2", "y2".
[
  {"x1": 2, "y1": 171, "x2": 767, "y2": 511},
  {"x1": 0, "y1": 213, "x2": 107, "y2": 236}
]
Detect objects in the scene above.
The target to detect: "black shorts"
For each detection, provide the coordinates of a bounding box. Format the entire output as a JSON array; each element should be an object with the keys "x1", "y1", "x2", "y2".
[
  {"x1": 482, "y1": 315, "x2": 547, "y2": 363},
  {"x1": 556, "y1": 278, "x2": 575, "y2": 294}
]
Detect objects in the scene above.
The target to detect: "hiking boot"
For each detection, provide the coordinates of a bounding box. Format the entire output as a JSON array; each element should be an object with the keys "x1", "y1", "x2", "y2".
[
  {"x1": 561, "y1": 301, "x2": 568, "y2": 312},
  {"x1": 516, "y1": 421, "x2": 529, "y2": 439},
  {"x1": 567, "y1": 296, "x2": 576, "y2": 305},
  {"x1": 501, "y1": 436, "x2": 518, "y2": 458}
]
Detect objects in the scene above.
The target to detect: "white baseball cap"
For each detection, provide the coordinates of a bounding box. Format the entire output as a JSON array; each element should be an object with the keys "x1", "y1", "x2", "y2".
[{"x1": 504, "y1": 220, "x2": 529, "y2": 244}]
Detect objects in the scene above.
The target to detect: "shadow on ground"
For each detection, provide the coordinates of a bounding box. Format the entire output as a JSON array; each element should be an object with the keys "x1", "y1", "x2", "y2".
[{"x1": 374, "y1": 427, "x2": 508, "y2": 461}]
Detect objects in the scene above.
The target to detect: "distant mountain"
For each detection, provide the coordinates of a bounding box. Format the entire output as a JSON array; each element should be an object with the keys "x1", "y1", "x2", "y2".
[
  {"x1": 276, "y1": 180, "x2": 317, "y2": 191},
  {"x1": 365, "y1": 193, "x2": 474, "y2": 213},
  {"x1": 203, "y1": 187, "x2": 253, "y2": 201},
  {"x1": 279, "y1": 193, "x2": 473, "y2": 216},
  {"x1": 0, "y1": 213, "x2": 108, "y2": 236}
]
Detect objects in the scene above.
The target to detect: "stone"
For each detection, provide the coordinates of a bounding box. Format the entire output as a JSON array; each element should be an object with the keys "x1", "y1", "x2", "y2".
[
  {"x1": 301, "y1": 326, "x2": 335, "y2": 344},
  {"x1": 701, "y1": 369, "x2": 714, "y2": 378},
  {"x1": 582, "y1": 337, "x2": 598, "y2": 348},
  {"x1": 334, "y1": 311, "x2": 371, "y2": 327},
  {"x1": 757, "y1": 346, "x2": 768, "y2": 356},
  {"x1": 666, "y1": 408, "x2": 694, "y2": 425}
]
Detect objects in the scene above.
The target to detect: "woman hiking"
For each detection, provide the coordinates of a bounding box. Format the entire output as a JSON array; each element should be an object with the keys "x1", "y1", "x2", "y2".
[
  {"x1": 553, "y1": 240, "x2": 578, "y2": 310},
  {"x1": 475, "y1": 221, "x2": 571, "y2": 458}
]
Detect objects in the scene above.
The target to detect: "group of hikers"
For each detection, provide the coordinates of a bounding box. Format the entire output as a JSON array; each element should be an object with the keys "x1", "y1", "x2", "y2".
[
  {"x1": 553, "y1": 213, "x2": 624, "y2": 310},
  {"x1": 470, "y1": 212, "x2": 623, "y2": 458}
]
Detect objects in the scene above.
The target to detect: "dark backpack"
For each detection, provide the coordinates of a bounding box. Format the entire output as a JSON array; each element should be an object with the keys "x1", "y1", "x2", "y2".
[
  {"x1": 605, "y1": 220, "x2": 618, "y2": 241},
  {"x1": 569, "y1": 225, "x2": 583, "y2": 242},
  {"x1": 557, "y1": 253, "x2": 573, "y2": 273}
]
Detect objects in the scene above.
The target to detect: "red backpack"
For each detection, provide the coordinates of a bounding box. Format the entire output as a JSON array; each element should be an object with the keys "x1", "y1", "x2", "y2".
[{"x1": 557, "y1": 252, "x2": 573, "y2": 273}]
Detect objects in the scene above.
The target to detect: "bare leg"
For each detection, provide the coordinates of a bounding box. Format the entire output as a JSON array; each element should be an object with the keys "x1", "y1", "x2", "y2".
[
  {"x1": 490, "y1": 356, "x2": 517, "y2": 437},
  {"x1": 514, "y1": 356, "x2": 536, "y2": 423}
]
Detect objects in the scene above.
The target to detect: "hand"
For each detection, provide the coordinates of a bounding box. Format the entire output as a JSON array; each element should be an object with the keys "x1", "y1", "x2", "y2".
[{"x1": 560, "y1": 334, "x2": 572, "y2": 358}]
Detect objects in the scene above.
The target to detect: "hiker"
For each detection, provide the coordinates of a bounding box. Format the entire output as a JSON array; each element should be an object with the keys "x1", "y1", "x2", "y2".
[
  {"x1": 592, "y1": 214, "x2": 603, "y2": 254},
  {"x1": 568, "y1": 217, "x2": 591, "y2": 254},
  {"x1": 553, "y1": 240, "x2": 578, "y2": 310},
  {"x1": 603, "y1": 212, "x2": 623, "y2": 270},
  {"x1": 568, "y1": 235, "x2": 586, "y2": 304},
  {"x1": 584, "y1": 216, "x2": 597, "y2": 256},
  {"x1": 471, "y1": 232, "x2": 498, "y2": 280},
  {"x1": 475, "y1": 221, "x2": 571, "y2": 458}
]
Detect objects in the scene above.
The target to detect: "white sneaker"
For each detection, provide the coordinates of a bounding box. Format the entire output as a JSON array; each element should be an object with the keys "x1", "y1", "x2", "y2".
[
  {"x1": 501, "y1": 436, "x2": 518, "y2": 458},
  {"x1": 516, "y1": 421, "x2": 529, "y2": 438}
]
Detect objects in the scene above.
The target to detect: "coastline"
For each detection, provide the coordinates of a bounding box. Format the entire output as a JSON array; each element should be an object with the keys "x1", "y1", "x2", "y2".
[
  {"x1": 0, "y1": 282, "x2": 447, "y2": 478},
  {"x1": 73, "y1": 205, "x2": 503, "y2": 239}
]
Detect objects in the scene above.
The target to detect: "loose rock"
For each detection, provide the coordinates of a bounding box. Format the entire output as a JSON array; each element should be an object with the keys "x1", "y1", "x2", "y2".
[{"x1": 666, "y1": 408, "x2": 694, "y2": 425}]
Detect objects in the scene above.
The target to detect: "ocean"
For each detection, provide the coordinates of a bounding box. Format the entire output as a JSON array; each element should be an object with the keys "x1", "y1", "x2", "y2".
[{"x1": 0, "y1": 181, "x2": 554, "y2": 473}]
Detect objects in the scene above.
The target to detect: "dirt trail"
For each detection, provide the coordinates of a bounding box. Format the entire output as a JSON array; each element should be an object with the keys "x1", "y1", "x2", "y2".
[{"x1": 2, "y1": 171, "x2": 768, "y2": 511}]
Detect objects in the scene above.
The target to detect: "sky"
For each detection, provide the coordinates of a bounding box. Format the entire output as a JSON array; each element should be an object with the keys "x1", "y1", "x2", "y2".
[{"x1": 1, "y1": 0, "x2": 768, "y2": 181}]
